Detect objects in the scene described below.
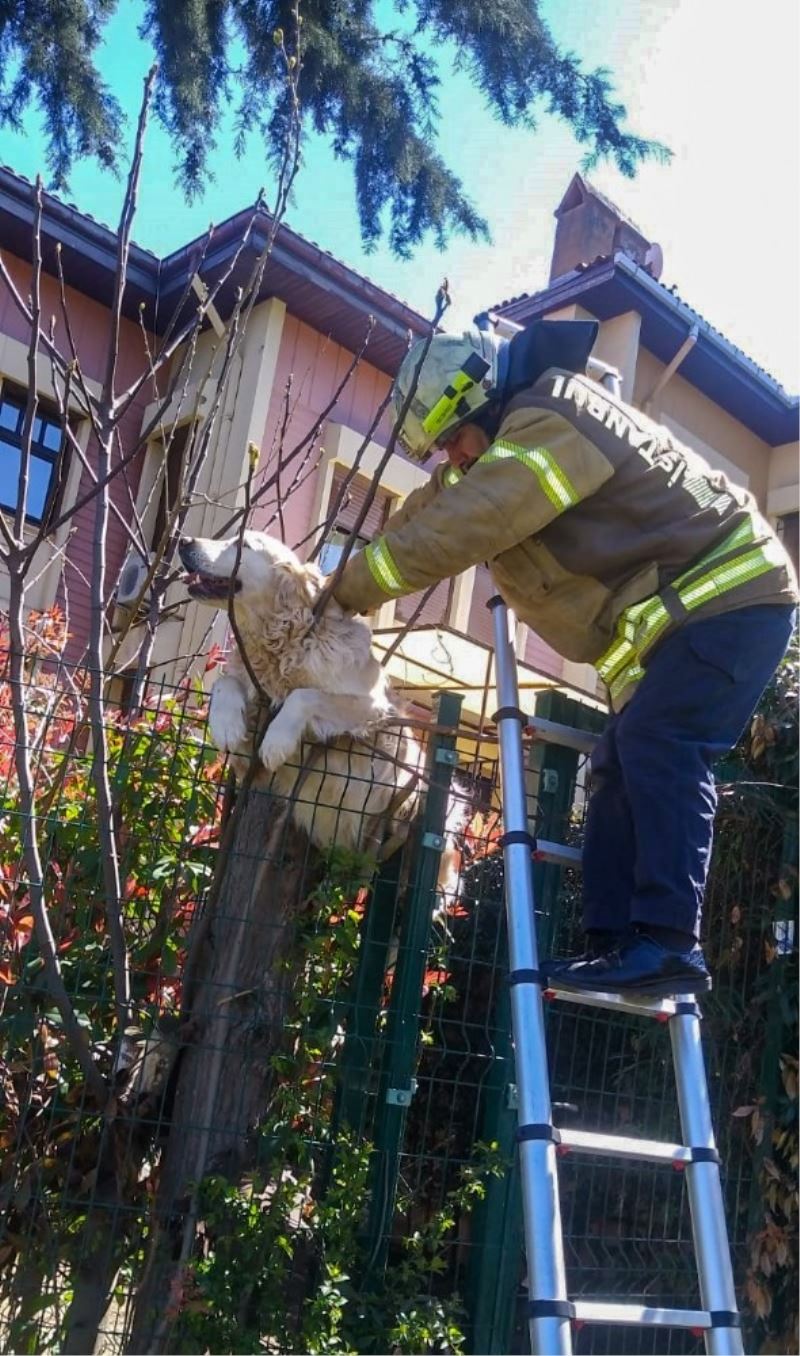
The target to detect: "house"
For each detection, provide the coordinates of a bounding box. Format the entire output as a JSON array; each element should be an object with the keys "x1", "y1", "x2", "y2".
[{"x1": 0, "y1": 165, "x2": 796, "y2": 724}]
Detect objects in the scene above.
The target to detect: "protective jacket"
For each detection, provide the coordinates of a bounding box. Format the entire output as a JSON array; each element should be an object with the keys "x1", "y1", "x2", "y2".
[{"x1": 334, "y1": 367, "x2": 797, "y2": 709}]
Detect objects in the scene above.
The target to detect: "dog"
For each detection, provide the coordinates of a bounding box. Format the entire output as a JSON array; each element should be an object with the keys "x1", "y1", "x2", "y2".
[{"x1": 179, "y1": 530, "x2": 422, "y2": 852}]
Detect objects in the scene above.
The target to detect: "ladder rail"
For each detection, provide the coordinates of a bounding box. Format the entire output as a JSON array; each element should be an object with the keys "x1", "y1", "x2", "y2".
[
  {"x1": 671, "y1": 1012, "x2": 744, "y2": 1356},
  {"x1": 490, "y1": 597, "x2": 573, "y2": 1356}
]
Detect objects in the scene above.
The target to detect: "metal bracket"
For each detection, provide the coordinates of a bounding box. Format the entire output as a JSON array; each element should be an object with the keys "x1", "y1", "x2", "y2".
[
  {"x1": 435, "y1": 747, "x2": 459, "y2": 766},
  {"x1": 422, "y1": 832, "x2": 445, "y2": 851},
  {"x1": 386, "y1": 1079, "x2": 417, "y2": 1107}
]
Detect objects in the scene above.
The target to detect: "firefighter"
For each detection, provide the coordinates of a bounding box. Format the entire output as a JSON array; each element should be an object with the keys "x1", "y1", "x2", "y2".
[{"x1": 332, "y1": 320, "x2": 797, "y2": 997}]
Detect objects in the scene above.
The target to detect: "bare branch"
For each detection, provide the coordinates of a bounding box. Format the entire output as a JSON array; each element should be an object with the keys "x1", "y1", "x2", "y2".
[
  {"x1": 213, "y1": 316, "x2": 376, "y2": 541},
  {"x1": 272, "y1": 374, "x2": 293, "y2": 543},
  {"x1": 82, "y1": 67, "x2": 159, "y2": 1031},
  {"x1": 42, "y1": 318, "x2": 200, "y2": 542},
  {"x1": 313, "y1": 281, "x2": 450, "y2": 621},
  {"x1": 307, "y1": 422, "x2": 380, "y2": 565},
  {"x1": 111, "y1": 205, "x2": 262, "y2": 424},
  {"x1": 5, "y1": 572, "x2": 107, "y2": 1101},
  {"x1": 13, "y1": 178, "x2": 43, "y2": 541},
  {"x1": 101, "y1": 66, "x2": 157, "y2": 411},
  {"x1": 227, "y1": 443, "x2": 271, "y2": 707},
  {"x1": 55, "y1": 244, "x2": 103, "y2": 440},
  {"x1": 0, "y1": 250, "x2": 89, "y2": 417},
  {"x1": 379, "y1": 584, "x2": 440, "y2": 666}
]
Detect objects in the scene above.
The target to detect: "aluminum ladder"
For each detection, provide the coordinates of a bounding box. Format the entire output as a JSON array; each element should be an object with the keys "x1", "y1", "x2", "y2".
[{"x1": 488, "y1": 594, "x2": 745, "y2": 1356}]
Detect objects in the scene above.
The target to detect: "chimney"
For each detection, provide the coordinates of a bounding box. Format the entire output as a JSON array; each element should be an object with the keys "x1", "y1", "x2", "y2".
[{"x1": 550, "y1": 173, "x2": 659, "y2": 283}]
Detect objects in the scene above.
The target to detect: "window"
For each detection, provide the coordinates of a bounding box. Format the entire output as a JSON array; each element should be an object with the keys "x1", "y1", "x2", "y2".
[
  {"x1": 0, "y1": 389, "x2": 64, "y2": 523},
  {"x1": 318, "y1": 528, "x2": 369, "y2": 575},
  {"x1": 151, "y1": 424, "x2": 192, "y2": 548},
  {"x1": 317, "y1": 468, "x2": 393, "y2": 574}
]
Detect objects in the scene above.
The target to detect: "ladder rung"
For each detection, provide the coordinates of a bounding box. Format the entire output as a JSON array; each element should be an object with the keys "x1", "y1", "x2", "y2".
[
  {"x1": 559, "y1": 1129, "x2": 692, "y2": 1165},
  {"x1": 572, "y1": 1301, "x2": 710, "y2": 1329},
  {"x1": 525, "y1": 715, "x2": 600, "y2": 755},
  {"x1": 544, "y1": 984, "x2": 687, "y2": 1019},
  {"x1": 533, "y1": 839, "x2": 582, "y2": 868}
]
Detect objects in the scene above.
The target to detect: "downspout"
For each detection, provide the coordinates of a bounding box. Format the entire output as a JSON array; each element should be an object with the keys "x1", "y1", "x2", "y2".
[{"x1": 644, "y1": 324, "x2": 700, "y2": 414}]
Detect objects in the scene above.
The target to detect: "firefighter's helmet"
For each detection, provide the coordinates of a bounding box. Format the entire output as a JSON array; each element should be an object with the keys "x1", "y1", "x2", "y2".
[{"x1": 392, "y1": 327, "x2": 505, "y2": 462}]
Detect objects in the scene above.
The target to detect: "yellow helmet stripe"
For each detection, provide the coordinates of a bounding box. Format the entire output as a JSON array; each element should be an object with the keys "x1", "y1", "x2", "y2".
[{"x1": 421, "y1": 368, "x2": 478, "y2": 438}]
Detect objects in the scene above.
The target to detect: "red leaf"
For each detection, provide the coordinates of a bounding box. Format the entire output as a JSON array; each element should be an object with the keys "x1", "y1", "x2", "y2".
[
  {"x1": 189, "y1": 823, "x2": 219, "y2": 847},
  {"x1": 204, "y1": 643, "x2": 225, "y2": 673},
  {"x1": 11, "y1": 913, "x2": 34, "y2": 950},
  {"x1": 57, "y1": 927, "x2": 79, "y2": 953},
  {"x1": 124, "y1": 879, "x2": 149, "y2": 900}
]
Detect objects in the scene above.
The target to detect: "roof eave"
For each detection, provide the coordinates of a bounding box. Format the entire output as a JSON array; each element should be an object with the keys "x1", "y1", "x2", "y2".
[
  {"x1": 0, "y1": 167, "x2": 429, "y2": 373},
  {"x1": 496, "y1": 255, "x2": 798, "y2": 446}
]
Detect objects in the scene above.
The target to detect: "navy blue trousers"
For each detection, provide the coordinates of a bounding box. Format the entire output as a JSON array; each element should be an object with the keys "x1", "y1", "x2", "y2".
[{"x1": 582, "y1": 604, "x2": 795, "y2": 939}]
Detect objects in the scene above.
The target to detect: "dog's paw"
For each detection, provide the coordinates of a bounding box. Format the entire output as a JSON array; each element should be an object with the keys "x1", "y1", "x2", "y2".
[
  {"x1": 259, "y1": 723, "x2": 299, "y2": 773},
  {"x1": 209, "y1": 700, "x2": 248, "y2": 754}
]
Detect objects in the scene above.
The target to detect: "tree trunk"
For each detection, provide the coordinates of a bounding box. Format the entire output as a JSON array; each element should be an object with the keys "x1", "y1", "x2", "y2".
[{"x1": 128, "y1": 778, "x2": 318, "y2": 1354}]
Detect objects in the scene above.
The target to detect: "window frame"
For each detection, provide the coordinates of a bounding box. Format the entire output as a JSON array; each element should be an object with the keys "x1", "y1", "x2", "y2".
[
  {"x1": 0, "y1": 383, "x2": 68, "y2": 528},
  {"x1": 151, "y1": 422, "x2": 193, "y2": 550},
  {"x1": 317, "y1": 467, "x2": 394, "y2": 575},
  {"x1": 318, "y1": 526, "x2": 371, "y2": 576}
]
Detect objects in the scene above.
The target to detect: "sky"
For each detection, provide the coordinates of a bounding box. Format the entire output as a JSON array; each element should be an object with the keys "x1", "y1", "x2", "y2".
[{"x1": 1, "y1": 0, "x2": 797, "y2": 391}]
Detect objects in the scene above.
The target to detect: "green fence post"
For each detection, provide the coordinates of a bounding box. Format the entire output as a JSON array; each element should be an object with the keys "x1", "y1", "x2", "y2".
[
  {"x1": 467, "y1": 975, "x2": 524, "y2": 1355},
  {"x1": 336, "y1": 847, "x2": 404, "y2": 1137},
  {"x1": 362, "y1": 692, "x2": 462, "y2": 1275},
  {"x1": 468, "y1": 687, "x2": 605, "y2": 1354}
]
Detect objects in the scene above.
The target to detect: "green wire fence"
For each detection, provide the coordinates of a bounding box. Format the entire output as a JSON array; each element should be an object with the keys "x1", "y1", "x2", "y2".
[{"x1": 0, "y1": 615, "x2": 796, "y2": 1354}]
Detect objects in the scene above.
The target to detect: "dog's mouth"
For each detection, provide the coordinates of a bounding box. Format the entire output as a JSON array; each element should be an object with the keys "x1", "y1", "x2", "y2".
[{"x1": 184, "y1": 571, "x2": 241, "y2": 601}]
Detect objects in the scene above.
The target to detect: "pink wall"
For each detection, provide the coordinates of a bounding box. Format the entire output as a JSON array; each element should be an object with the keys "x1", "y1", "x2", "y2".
[
  {"x1": 1, "y1": 252, "x2": 154, "y2": 663},
  {"x1": 255, "y1": 313, "x2": 393, "y2": 556}
]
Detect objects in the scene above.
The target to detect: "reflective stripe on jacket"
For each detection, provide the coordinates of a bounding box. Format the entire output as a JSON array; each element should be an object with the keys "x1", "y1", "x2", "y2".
[{"x1": 334, "y1": 367, "x2": 797, "y2": 710}]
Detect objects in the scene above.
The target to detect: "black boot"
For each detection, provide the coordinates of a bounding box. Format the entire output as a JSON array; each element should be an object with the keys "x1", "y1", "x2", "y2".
[{"x1": 542, "y1": 928, "x2": 628, "y2": 977}]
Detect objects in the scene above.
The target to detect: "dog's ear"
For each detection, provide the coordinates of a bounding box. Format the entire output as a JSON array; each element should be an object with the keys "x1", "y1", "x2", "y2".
[{"x1": 271, "y1": 558, "x2": 322, "y2": 614}]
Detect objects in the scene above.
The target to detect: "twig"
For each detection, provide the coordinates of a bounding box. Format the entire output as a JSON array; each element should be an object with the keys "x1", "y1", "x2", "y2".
[
  {"x1": 313, "y1": 280, "x2": 451, "y2": 621},
  {"x1": 227, "y1": 443, "x2": 271, "y2": 708},
  {"x1": 213, "y1": 316, "x2": 376, "y2": 540},
  {"x1": 112, "y1": 204, "x2": 261, "y2": 425},
  {"x1": 273, "y1": 374, "x2": 294, "y2": 543},
  {"x1": 86, "y1": 67, "x2": 159, "y2": 1030},
  {"x1": 5, "y1": 570, "x2": 106, "y2": 1100},
  {"x1": 13, "y1": 177, "x2": 43, "y2": 542},
  {"x1": 379, "y1": 584, "x2": 440, "y2": 666},
  {"x1": 54, "y1": 244, "x2": 103, "y2": 441}
]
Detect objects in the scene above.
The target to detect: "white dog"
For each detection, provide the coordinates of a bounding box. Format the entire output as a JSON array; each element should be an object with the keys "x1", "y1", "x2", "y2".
[{"x1": 179, "y1": 531, "x2": 421, "y2": 852}]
